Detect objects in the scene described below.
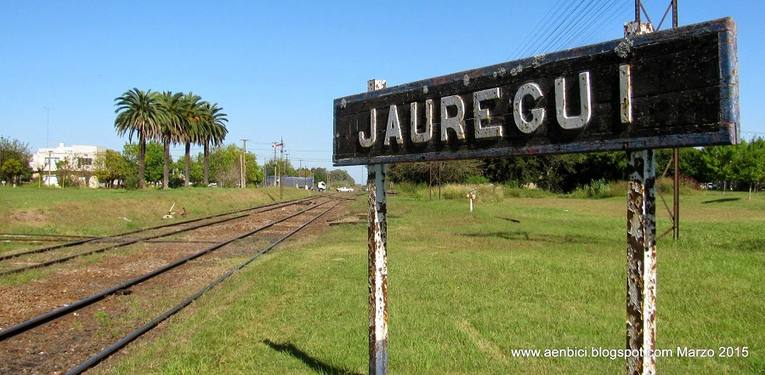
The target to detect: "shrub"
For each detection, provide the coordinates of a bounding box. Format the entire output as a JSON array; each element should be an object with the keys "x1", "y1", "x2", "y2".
[
  {"x1": 124, "y1": 175, "x2": 139, "y2": 190},
  {"x1": 656, "y1": 176, "x2": 698, "y2": 195},
  {"x1": 465, "y1": 175, "x2": 489, "y2": 184},
  {"x1": 571, "y1": 179, "x2": 618, "y2": 199},
  {"x1": 441, "y1": 184, "x2": 471, "y2": 200},
  {"x1": 440, "y1": 183, "x2": 504, "y2": 203},
  {"x1": 503, "y1": 185, "x2": 555, "y2": 198}
]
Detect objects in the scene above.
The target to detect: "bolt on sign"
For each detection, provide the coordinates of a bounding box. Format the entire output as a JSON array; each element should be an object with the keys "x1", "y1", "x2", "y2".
[
  {"x1": 334, "y1": 17, "x2": 738, "y2": 375},
  {"x1": 333, "y1": 18, "x2": 738, "y2": 165}
]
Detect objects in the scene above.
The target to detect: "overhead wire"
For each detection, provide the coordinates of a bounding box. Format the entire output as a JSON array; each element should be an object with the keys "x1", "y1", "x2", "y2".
[
  {"x1": 552, "y1": 0, "x2": 622, "y2": 52},
  {"x1": 543, "y1": 0, "x2": 602, "y2": 53},
  {"x1": 577, "y1": 0, "x2": 631, "y2": 47},
  {"x1": 517, "y1": 0, "x2": 580, "y2": 58},
  {"x1": 513, "y1": 0, "x2": 631, "y2": 59},
  {"x1": 513, "y1": 0, "x2": 568, "y2": 59},
  {"x1": 530, "y1": 0, "x2": 594, "y2": 57}
]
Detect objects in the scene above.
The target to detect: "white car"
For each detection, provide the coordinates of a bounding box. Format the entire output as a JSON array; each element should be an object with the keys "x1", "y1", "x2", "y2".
[{"x1": 336, "y1": 186, "x2": 354, "y2": 193}]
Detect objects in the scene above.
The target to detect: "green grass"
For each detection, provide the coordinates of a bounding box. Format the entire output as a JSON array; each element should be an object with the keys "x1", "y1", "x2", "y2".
[
  {"x1": 98, "y1": 189, "x2": 764, "y2": 374},
  {"x1": 0, "y1": 186, "x2": 312, "y2": 238}
]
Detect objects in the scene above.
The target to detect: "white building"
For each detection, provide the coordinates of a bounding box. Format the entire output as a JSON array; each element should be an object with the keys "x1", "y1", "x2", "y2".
[{"x1": 30, "y1": 143, "x2": 107, "y2": 187}]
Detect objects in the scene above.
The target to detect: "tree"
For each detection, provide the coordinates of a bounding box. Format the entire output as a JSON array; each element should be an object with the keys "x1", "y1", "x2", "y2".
[
  {"x1": 702, "y1": 146, "x2": 735, "y2": 192},
  {"x1": 114, "y1": 89, "x2": 165, "y2": 189},
  {"x1": 156, "y1": 91, "x2": 185, "y2": 189},
  {"x1": 94, "y1": 149, "x2": 131, "y2": 188},
  {"x1": 207, "y1": 145, "x2": 262, "y2": 187},
  {"x1": 177, "y1": 93, "x2": 204, "y2": 187},
  {"x1": 310, "y1": 167, "x2": 327, "y2": 184},
  {"x1": 176, "y1": 156, "x2": 203, "y2": 185},
  {"x1": 0, "y1": 159, "x2": 24, "y2": 185},
  {"x1": 0, "y1": 137, "x2": 32, "y2": 184},
  {"x1": 328, "y1": 169, "x2": 355, "y2": 186},
  {"x1": 199, "y1": 102, "x2": 228, "y2": 186},
  {"x1": 55, "y1": 157, "x2": 76, "y2": 188},
  {"x1": 732, "y1": 139, "x2": 765, "y2": 199},
  {"x1": 388, "y1": 160, "x2": 482, "y2": 185},
  {"x1": 263, "y1": 158, "x2": 296, "y2": 179},
  {"x1": 123, "y1": 142, "x2": 164, "y2": 186}
]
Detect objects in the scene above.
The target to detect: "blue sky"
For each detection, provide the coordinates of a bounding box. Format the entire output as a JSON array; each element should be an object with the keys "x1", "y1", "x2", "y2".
[{"x1": 1, "y1": 0, "x2": 762, "y2": 183}]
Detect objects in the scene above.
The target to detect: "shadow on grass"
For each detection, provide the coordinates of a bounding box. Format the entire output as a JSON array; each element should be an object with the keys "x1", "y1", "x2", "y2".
[
  {"x1": 460, "y1": 231, "x2": 607, "y2": 244},
  {"x1": 734, "y1": 238, "x2": 765, "y2": 253},
  {"x1": 701, "y1": 197, "x2": 741, "y2": 204},
  {"x1": 262, "y1": 339, "x2": 361, "y2": 375},
  {"x1": 495, "y1": 216, "x2": 521, "y2": 223}
]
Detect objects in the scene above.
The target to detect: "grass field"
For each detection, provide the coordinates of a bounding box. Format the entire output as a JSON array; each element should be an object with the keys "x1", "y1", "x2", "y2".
[
  {"x1": 0, "y1": 186, "x2": 312, "y2": 255},
  {"x1": 84, "y1": 187, "x2": 765, "y2": 374}
]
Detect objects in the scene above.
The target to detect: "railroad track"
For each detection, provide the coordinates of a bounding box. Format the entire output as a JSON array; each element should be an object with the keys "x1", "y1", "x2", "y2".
[
  {"x1": 0, "y1": 195, "x2": 318, "y2": 276},
  {"x1": 0, "y1": 195, "x2": 345, "y2": 374},
  {"x1": 0, "y1": 195, "x2": 320, "y2": 262}
]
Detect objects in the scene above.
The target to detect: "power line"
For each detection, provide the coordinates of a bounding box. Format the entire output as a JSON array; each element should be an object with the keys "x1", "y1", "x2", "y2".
[
  {"x1": 517, "y1": 0, "x2": 580, "y2": 58},
  {"x1": 544, "y1": 0, "x2": 601, "y2": 53},
  {"x1": 513, "y1": 0, "x2": 568, "y2": 59},
  {"x1": 552, "y1": 0, "x2": 621, "y2": 52},
  {"x1": 531, "y1": 0, "x2": 593, "y2": 56},
  {"x1": 576, "y1": 0, "x2": 630, "y2": 47}
]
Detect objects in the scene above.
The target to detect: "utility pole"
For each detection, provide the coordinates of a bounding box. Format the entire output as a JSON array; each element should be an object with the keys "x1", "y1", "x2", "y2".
[
  {"x1": 280, "y1": 138, "x2": 284, "y2": 199},
  {"x1": 44, "y1": 106, "x2": 50, "y2": 148},
  {"x1": 241, "y1": 139, "x2": 249, "y2": 189},
  {"x1": 47, "y1": 150, "x2": 52, "y2": 186},
  {"x1": 298, "y1": 159, "x2": 303, "y2": 188},
  {"x1": 272, "y1": 142, "x2": 278, "y2": 187},
  {"x1": 286, "y1": 153, "x2": 291, "y2": 187}
]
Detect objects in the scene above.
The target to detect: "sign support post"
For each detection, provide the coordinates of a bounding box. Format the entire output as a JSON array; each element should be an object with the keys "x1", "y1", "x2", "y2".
[
  {"x1": 366, "y1": 79, "x2": 389, "y2": 375},
  {"x1": 626, "y1": 150, "x2": 657, "y2": 375}
]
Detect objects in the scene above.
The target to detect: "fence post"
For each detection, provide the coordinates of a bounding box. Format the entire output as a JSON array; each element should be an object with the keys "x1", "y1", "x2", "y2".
[
  {"x1": 366, "y1": 79, "x2": 388, "y2": 375},
  {"x1": 626, "y1": 149, "x2": 657, "y2": 375}
]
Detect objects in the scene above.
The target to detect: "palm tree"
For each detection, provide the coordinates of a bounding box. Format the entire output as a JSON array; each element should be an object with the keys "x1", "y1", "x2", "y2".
[
  {"x1": 156, "y1": 91, "x2": 185, "y2": 189},
  {"x1": 179, "y1": 93, "x2": 204, "y2": 187},
  {"x1": 114, "y1": 89, "x2": 164, "y2": 189},
  {"x1": 199, "y1": 102, "x2": 228, "y2": 186}
]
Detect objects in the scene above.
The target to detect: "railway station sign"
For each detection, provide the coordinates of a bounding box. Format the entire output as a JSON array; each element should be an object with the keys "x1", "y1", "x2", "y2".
[{"x1": 333, "y1": 18, "x2": 738, "y2": 166}]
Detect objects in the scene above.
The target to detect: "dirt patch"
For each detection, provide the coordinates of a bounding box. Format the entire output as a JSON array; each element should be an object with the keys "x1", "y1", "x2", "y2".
[{"x1": 9, "y1": 210, "x2": 48, "y2": 227}]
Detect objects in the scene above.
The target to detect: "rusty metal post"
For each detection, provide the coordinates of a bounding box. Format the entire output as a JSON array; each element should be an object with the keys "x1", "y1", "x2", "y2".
[
  {"x1": 366, "y1": 79, "x2": 388, "y2": 375},
  {"x1": 672, "y1": 0, "x2": 680, "y2": 241},
  {"x1": 635, "y1": 0, "x2": 641, "y2": 24},
  {"x1": 626, "y1": 149, "x2": 657, "y2": 375},
  {"x1": 673, "y1": 148, "x2": 680, "y2": 240}
]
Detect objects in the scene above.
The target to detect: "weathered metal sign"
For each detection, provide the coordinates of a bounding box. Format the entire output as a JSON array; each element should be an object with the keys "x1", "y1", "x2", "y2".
[{"x1": 333, "y1": 18, "x2": 738, "y2": 166}]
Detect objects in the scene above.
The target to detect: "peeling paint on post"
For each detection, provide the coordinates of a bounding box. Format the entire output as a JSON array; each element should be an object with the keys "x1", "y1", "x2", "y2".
[
  {"x1": 626, "y1": 149, "x2": 657, "y2": 375},
  {"x1": 367, "y1": 79, "x2": 388, "y2": 375}
]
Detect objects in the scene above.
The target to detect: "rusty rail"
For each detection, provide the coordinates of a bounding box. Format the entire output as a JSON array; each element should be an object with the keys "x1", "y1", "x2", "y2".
[
  {"x1": 0, "y1": 195, "x2": 316, "y2": 262},
  {"x1": 0, "y1": 198, "x2": 334, "y2": 341},
  {"x1": 0, "y1": 197, "x2": 317, "y2": 276},
  {"x1": 64, "y1": 200, "x2": 341, "y2": 374}
]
